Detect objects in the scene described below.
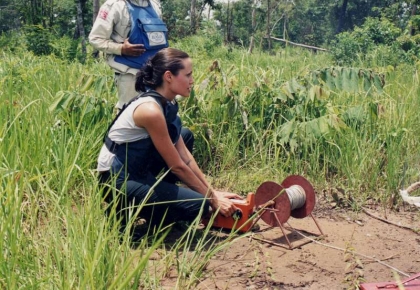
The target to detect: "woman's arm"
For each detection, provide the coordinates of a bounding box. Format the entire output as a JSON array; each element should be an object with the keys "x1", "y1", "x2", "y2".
[
  {"x1": 175, "y1": 137, "x2": 210, "y2": 188},
  {"x1": 175, "y1": 137, "x2": 242, "y2": 200},
  {"x1": 134, "y1": 102, "x2": 237, "y2": 216}
]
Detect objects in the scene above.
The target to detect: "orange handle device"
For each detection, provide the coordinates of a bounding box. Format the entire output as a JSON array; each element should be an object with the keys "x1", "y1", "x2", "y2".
[{"x1": 205, "y1": 192, "x2": 255, "y2": 233}]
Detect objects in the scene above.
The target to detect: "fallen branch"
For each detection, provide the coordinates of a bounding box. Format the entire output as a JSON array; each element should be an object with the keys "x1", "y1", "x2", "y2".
[
  {"x1": 363, "y1": 253, "x2": 400, "y2": 264},
  {"x1": 269, "y1": 36, "x2": 328, "y2": 52},
  {"x1": 361, "y1": 207, "x2": 419, "y2": 234}
]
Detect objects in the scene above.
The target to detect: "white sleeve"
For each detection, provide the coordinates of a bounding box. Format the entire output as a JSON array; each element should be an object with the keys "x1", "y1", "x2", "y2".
[{"x1": 88, "y1": 2, "x2": 123, "y2": 55}]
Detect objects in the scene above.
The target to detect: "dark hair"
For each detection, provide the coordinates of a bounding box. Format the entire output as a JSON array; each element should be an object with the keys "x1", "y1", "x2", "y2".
[{"x1": 135, "y1": 48, "x2": 190, "y2": 92}]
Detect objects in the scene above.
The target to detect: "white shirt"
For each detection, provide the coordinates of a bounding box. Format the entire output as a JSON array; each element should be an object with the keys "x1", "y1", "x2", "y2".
[{"x1": 97, "y1": 96, "x2": 161, "y2": 171}]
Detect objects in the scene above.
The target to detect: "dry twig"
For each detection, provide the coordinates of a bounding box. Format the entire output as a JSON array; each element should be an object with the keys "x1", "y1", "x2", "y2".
[{"x1": 361, "y1": 207, "x2": 419, "y2": 234}]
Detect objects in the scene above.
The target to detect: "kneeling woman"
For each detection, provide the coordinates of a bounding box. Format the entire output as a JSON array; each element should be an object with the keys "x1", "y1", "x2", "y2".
[{"x1": 98, "y1": 48, "x2": 240, "y2": 233}]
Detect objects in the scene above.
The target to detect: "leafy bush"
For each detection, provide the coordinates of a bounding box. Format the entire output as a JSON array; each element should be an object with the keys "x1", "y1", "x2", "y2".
[
  {"x1": 396, "y1": 34, "x2": 420, "y2": 59},
  {"x1": 200, "y1": 21, "x2": 223, "y2": 54},
  {"x1": 409, "y1": 15, "x2": 420, "y2": 34},
  {"x1": 0, "y1": 32, "x2": 26, "y2": 53},
  {"x1": 329, "y1": 32, "x2": 363, "y2": 66},
  {"x1": 24, "y1": 25, "x2": 52, "y2": 56},
  {"x1": 365, "y1": 44, "x2": 406, "y2": 67},
  {"x1": 397, "y1": 34, "x2": 416, "y2": 52},
  {"x1": 330, "y1": 17, "x2": 406, "y2": 66},
  {"x1": 360, "y1": 17, "x2": 401, "y2": 45},
  {"x1": 50, "y1": 35, "x2": 82, "y2": 62}
]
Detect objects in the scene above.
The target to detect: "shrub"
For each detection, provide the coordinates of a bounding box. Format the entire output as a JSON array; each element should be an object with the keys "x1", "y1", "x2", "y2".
[
  {"x1": 397, "y1": 34, "x2": 416, "y2": 52},
  {"x1": 330, "y1": 17, "x2": 411, "y2": 66},
  {"x1": 24, "y1": 25, "x2": 52, "y2": 56},
  {"x1": 329, "y1": 32, "x2": 364, "y2": 66},
  {"x1": 361, "y1": 17, "x2": 401, "y2": 45},
  {"x1": 50, "y1": 35, "x2": 82, "y2": 62},
  {"x1": 0, "y1": 32, "x2": 26, "y2": 53},
  {"x1": 409, "y1": 15, "x2": 420, "y2": 34}
]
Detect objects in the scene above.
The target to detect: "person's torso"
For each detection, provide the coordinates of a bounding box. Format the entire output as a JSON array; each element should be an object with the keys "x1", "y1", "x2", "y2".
[
  {"x1": 113, "y1": 0, "x2": 168, "y2": 69},
  {"x1": 97, "y1": 96, "x2": 159, "y2": 172},
  {"x1": 97, "y1": 93, "x2": 182, "y2": 180},
  {"x1": 108, "y1": 95, "x2": 158, "y2": 143},
  {"x1": 107, "y1": 1, "x2": 159, "y2": 42},
  {"x1": 94, "y1": 0, "x2": 163, "y2": 73}
]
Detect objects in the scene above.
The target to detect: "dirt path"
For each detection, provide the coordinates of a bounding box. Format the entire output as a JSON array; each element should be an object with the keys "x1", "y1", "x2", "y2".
[{"x1": 195, "y1": 203, "x2": 420, "y2": 289}]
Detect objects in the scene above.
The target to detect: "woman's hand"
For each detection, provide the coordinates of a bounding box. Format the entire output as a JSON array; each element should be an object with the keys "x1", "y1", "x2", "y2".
[
  {"x1": 211, "y1": 191, "x2": 243, "y2": 217},
  {"x1": 214, "y1": 190, "x2": 243, "y2": 200}
]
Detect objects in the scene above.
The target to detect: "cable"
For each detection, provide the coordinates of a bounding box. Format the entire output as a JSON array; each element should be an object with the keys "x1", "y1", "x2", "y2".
[{"x1": 285, "y1": 185, "x2": 306, "y2": 210}]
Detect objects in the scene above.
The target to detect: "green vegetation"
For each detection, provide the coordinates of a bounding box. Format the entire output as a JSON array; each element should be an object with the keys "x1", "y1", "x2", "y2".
[
  {"x1": 3, "y1": 1, "x2": 420, "y2": 62},
  {"x1": 1, "y1": 34, "x2": 419, "y2": 288},
  {"x1": 1, "y1": 1, "x2": 419, "y2": 288}
]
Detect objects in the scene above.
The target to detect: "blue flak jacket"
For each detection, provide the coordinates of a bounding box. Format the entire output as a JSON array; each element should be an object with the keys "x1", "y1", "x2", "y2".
[{"x1": 114, "y1": 2, "x2": 169, "y2": 69}]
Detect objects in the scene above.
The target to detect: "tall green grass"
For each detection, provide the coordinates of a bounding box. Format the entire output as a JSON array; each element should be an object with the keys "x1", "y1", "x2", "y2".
[
  {"x1": 178, "y1": 37, "x2": 420, "y2": 199},
  {"x1": 0, "y1": 35, "x2": 419, "y2": 288}
]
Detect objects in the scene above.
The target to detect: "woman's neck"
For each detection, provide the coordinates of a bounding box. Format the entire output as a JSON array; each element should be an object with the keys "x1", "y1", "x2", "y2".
[{"x1": 155, "y1": 88, "x2": 175, "y2": 102}]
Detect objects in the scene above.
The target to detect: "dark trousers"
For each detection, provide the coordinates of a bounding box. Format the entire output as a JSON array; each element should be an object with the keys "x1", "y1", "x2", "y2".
[{"x1": 99, "y1": 128, "x2": 210, "y2": 229}]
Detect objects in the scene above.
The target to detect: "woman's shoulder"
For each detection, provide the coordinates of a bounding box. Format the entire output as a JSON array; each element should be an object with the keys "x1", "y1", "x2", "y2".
[
  {"x1": 132, "y1": 95, "x2": 161, "y2": 109},
  {"x1": 131, "y1": 96, "x2": 163, "y2": 122}
]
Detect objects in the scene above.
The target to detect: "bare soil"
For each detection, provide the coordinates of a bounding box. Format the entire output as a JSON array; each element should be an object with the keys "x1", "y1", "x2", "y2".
[
  {"x1": 200, "y1": 201, "x2": 419, "y2": 289},
  {"x1": 162, "y1": 195, "x2": 420, "y2": 290}
]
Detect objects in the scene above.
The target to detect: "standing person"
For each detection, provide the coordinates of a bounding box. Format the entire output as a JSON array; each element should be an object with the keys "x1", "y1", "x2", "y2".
[
  {"x1": 89, "y1": 0, "x2": 168, "y2": 109},
  {"x1": 98, "y1": 48, "x2": 241, "y2": 239}
]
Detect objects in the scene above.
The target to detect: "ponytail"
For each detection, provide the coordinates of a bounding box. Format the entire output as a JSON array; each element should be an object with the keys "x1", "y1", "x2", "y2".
[
  {"x1": 135, "y1": 60, "x2": 154, "y2": 92},
  {"x1": 135, "y1": 48, "x2": 190, "y2": 92}
]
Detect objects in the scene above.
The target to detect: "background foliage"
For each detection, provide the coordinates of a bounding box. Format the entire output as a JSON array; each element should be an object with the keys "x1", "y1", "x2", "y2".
[
  {"x1": 1, "y1": 1, "x2": 420, "y2": 289},
  {"x1": 1, "y1": 34, "x2": 420, "y2": 288},
  {"x1": 1, "y1": 0, "x2": 420, "y2": 62}
]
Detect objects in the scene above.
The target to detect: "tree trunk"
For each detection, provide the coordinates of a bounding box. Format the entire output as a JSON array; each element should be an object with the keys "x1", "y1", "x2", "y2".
[
  {"x1": 41, "y1": 0, "x2": 45, "y2": 27},
  {"x1": 410, "y1": 3, "x2": 417, "y2": 36},
  {"x1": 29, "y1": 0, "x2": 36, "y2": 24},
  {"x1": 91, "y1": 0, "x2": 100, "y2": 58},
  {"x1": 49, "y1": 0, "x2": 54, "y2": 27},
  {"x1": 283, "y1": 14, "x2": 287, "y2": 40},
  {"x1": 190, "y1": 0, "x2": 197, "y2": 34},
  {"x1": 93, "y1": 0, "x2": 100, "y2": 24},
  {"x1": 228, "y1": 4, "x2": 233, "y2": 42},
  {"x1": 248, "y1": 0, "x2": 257, "y2": 53},
  {"x1": 266, "y1": 0, "x2": 272, "y2": 51},
  {"x1": 198, "y1": 2, "x2": 209, "y2": 23},
  {"x1": 225, "y1": 0, "x2": 230, "y2": 42},
  {"x1": 336, "y1": 0, "x2": 348, "y2": 34},
  {"x1": 76, "y1": 0, "x2": 87, "y2": 63}
]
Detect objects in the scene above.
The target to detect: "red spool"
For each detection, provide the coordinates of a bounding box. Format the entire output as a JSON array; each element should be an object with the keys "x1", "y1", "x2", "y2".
[{"x1": 255, "y1": 175, "x2": 316, "y2": 225}]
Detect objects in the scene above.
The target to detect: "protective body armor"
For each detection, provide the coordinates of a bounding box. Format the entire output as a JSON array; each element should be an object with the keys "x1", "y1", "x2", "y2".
[
  {"x1": 114, "y1": 1, "x2": 169, "y2": 69},
  {"x1": 104, "y1": 91, "x2": 181, "y2": 183}
]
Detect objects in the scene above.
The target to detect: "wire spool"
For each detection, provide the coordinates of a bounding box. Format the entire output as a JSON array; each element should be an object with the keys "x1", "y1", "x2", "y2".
[
  {"x1": 286, "y1": 185, "x2": 306, "y2": 210},
  {"x1": 282, "y1": 175, "x2": 316, "y2": 219},
  {"x1": 255, "y1": 175, "x2": 316, "y2": 226},
  {"x1": 255, "y1": 181, "x2": 291, "y2": 226}
]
